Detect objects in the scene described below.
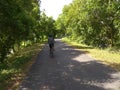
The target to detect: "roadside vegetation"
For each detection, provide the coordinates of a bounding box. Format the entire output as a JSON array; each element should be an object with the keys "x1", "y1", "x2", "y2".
[
  {"x1": 0, "y1": 43, "x2": 44, "y2": 90},
  {"x1": 56, "y1": 0, "x2": 120, "y2": 49}
]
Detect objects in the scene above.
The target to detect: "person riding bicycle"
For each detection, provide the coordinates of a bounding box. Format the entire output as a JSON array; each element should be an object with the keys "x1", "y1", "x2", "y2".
[{"x1": 48, "y1": 35, "x2": 54, "y2": 52}]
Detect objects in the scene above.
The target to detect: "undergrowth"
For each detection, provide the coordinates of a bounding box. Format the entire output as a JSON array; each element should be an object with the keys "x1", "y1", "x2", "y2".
[{"x1": 0, "y1": 43, "x2": 44, "y2": 90}]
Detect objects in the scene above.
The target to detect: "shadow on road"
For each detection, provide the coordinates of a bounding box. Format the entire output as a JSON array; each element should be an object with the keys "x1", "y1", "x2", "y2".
[{"x1": 19, "y1": 40, "x2": 120, "y2": 90}]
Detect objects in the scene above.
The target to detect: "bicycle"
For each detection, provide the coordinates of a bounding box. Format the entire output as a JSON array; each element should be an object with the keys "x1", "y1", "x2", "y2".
[
  {"x1": 50, "y1": 48, "x2": 54, "y2": 57},
  {"x1": 50, "y1": 45, "x2": 54, "y2": 57}
]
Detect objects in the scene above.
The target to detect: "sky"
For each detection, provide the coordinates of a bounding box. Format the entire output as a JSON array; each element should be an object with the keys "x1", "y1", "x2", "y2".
[{"x1": 40, "y1": 0, "x2": 73, "y2": 20}]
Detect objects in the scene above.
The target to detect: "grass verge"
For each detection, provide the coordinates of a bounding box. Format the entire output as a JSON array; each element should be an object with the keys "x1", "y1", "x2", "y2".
[
  {"x1": 0, "y1": 43, "x2": 45, "y2": 90},
  {"x1": 62, "y1": 37, "x2": 120, "y2": 71}
]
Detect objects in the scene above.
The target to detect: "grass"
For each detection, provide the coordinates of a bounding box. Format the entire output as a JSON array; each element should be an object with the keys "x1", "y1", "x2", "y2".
[
  {"x1": 62, "y1": 37, "x2": 120, "y2": 71},
  {"x1": 0, "y1": 43, "x2": 45, "y2": 90}
]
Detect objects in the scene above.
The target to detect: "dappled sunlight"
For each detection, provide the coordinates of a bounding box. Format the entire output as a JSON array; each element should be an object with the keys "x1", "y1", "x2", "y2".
[
  {"x1": 19, "y1": 40, "x2": 120, "y2": 90},
  {"x1": 103, "y1": 80, "x2": 120, "y2": 90},
  {"x1": 59, "y1": 41, "x2": 120, "y2": 89},
  {"x1": 39, "y1": 85, "x2": 56, "y2": 90},
  {"x1": 72, "y1": 54, "x2": 94, "y2": 62},
  {"x1": 72, "y1": 77, "x2": 104, "y2": 88},
  {"x1": 60, "y1": 60, "x2": 120, "y2": 90},
  {"x1": 61, "y1": 47, "x2": 70, "y2": 50},
  {"x1": 59, "y1": 40, "x2": 120, "y2": 90},
  {"x1": 72, "y1": 72, "x2": 120, "y2": 90},
  {"x1": 62, "y1": 38, "x2": 120, "y2": 71},
  {"x1": 103, "y1": 72, "x2": 120, "y2": 89},
  {"x1": 61, "y1": 42, "x2": 120, "y2": 90},
  {"x1": 111, "y1": 72, "x2": 120, "y2": 79}
]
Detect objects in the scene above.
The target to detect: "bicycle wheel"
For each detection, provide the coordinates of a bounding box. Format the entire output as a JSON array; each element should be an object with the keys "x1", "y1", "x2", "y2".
[{"x1": 50, "y1": 48, "x2": 53, "y2": 57}]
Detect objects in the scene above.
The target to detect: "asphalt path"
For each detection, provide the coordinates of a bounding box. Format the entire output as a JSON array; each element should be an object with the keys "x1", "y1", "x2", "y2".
[{"x1": 19, "y1": 39, "x2": 120, "y2": 90}]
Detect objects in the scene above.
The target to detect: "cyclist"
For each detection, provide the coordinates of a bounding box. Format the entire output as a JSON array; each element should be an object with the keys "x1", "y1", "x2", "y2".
[{"x1": 48, "y1": 35, "x2": 54, "y2": 54}]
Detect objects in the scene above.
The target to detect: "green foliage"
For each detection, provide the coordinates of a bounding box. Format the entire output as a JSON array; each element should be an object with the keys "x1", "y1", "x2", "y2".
[
  {"x1": 56, "y1": 0, "x2": 120, "y2": 49},
  {"x1": 39, "y1": 11, "x2": 56, "y2": 39},
  {"x1": 0, "y1": 0, "x2": 41, "y2": 62}
]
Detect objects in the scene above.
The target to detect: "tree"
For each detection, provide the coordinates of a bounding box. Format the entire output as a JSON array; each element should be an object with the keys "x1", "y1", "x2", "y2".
[
  {"x1": 0, "y1": 0, "x2": 41, "y2": 62},
  {"x1": 56, "y1": 0, "x2": 120, "y2": 48}
]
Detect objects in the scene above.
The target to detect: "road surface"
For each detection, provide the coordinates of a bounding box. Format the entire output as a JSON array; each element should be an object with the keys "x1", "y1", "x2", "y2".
[{"x1": 19, "y1": 39, "x2": 120, "y2": 90}]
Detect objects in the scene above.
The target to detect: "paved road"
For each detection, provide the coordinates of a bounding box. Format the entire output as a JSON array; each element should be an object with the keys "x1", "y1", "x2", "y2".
[{"x1": 19, "y1": 39, "x2": 120, "y2": 90}]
